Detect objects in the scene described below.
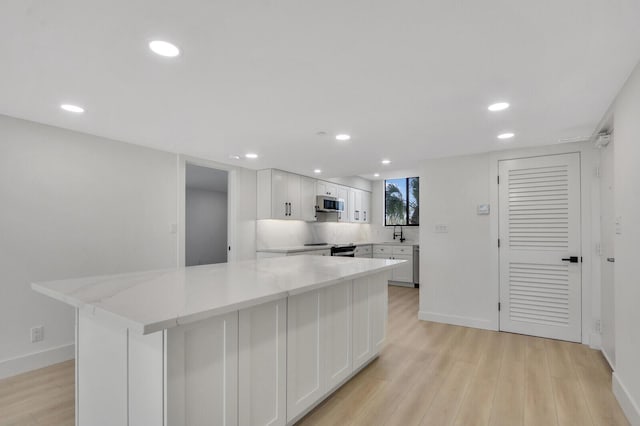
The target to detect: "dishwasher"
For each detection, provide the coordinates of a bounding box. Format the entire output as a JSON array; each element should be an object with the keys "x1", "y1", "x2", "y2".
[{"x1": 413, "y1": 245, "x2": 419, "y2": 287}]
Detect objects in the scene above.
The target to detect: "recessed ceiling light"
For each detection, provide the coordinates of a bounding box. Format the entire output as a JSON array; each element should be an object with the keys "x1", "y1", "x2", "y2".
[
  {"x1": 313, "y1": 169, "x2": 322, "y2": 174},
  {"x1": 149, "y1": 40, "x2": 180, "y2": 57},
  {"x1": 335, "y1": 134, "x2": 351, "y2": 141},
  {"x1": 488, "y1": 102, "x2": 510, "y2": 112},
  {"x1": 245, "y1": 153, "x2": 259, "y2": 159},
  {"x1": 374, "y1": 173, "x2": 380, "y2": 177},
  {"x1": 497, "y1": 132, "x2": 515, "y2": 140},
  {"x1": 60, "y1": 104, "x2": 84, "y2": 113},
  {"x1": 381, "y1": 159, "x2": 391, "y2": 165},
  {"x1": 229, "y1": 155, "x2": 241, "y2": 160}
]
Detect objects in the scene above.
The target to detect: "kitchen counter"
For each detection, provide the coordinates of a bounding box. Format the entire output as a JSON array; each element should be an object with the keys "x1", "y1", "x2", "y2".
[
  {"x1": 256, "y1": 241, "x2": 418, "y2": 254},
  {"x1": 32, "y1": 255, "x2": 402, "y2": 426},
  {"x1": 32, "y1": 255, "x2": 404, "y2": 335}
]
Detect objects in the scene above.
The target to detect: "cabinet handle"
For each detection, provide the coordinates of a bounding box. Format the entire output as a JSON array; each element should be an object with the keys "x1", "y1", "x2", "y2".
[
  {"x1": 284, "y1": 202, "x2": 288, "y2": 216},
  {"x1": 364, "y1": 211, "x2": 366, "y2": 221},
  {"x1": 289, "y1": 202, "x2": 292, "y2": 216}
]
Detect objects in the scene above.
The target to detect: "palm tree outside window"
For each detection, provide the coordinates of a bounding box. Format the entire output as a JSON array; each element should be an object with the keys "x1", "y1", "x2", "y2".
[{"x1": 385, "y1": 177, "x2": 419, "y2": 226}]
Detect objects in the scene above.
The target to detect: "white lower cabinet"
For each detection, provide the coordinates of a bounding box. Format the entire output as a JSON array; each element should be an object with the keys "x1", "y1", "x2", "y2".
[
  {"x1": 391, "y1": 254, "x2": 413, "y2": 283},
  {"x1": 323, "y1": 281, "x2": 353, "y2": 390},
  {"x1": 239, "y1": 300, "x2": 287, "y2": 426},
  {"x1": 287, "y1": 290, "x2": 325, "y2": 422},
  {"x1": 286, "y1": 274, "x2": 388, "y2": 423},
  {"x1": 370, "y1": 274, "x2": 389, "y2": 353},
  {"x1": 352, "y1": 277, "x2": 373, "y2": 370},
  {"x1": 166, "y1": 313, "x2": 239, "y2": 426}
]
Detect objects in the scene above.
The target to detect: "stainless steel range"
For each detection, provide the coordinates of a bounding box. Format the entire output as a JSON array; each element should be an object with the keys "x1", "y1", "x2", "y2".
[{"x1": 330, "y1": 244, "x2": 357, "y2": 257}]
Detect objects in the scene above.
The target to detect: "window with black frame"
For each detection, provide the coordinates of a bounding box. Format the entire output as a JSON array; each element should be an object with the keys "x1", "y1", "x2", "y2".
[{"x1": 385, "y1": 177, "x2": 419, "y2": 226}]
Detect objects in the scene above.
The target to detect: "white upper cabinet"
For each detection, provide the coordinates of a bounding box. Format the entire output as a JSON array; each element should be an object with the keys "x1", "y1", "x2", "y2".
[
  {"x1": 300, "y1": 176, "x2": 318, "y2": 222},
  {"x1": 258, "y1": 169, "x2": 312, "y2": 221},
  {"x1": 337, "y1": 185, "x2": 350, "y2": 222},
  {"x1": 361, "y1": 191, "x2": 371, "y2": 223},
  {"x1": 258, "y1": 169, "x2": 371, "y2": 223},
  {"x1": 316, "y1": 181, "x2": 338, "y2": 197},
  {"x1": 349, "y1": 188, "x2": 370, "y2": 223}
]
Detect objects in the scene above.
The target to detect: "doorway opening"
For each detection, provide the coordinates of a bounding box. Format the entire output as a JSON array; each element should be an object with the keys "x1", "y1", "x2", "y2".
[{"x1": 185, "y1": 164, "x2": 229, "y2": 266}]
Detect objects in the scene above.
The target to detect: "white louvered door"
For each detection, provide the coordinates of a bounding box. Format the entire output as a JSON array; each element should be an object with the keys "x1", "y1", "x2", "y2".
[{"x1": 498, "y1": 153, "x2": 581, "y2": 342}]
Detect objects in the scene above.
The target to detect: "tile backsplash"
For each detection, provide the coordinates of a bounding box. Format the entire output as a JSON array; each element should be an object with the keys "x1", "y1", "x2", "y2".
[{"x1": 256, "y1": 219, "x2": 419, "y2": 249}]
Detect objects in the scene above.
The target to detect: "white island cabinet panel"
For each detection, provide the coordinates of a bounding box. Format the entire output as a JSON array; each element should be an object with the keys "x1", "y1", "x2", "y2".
[
  {"x1": 129, "y1": 330, "x2": 164, "y2": 426},
  {"x1": 239, "y1": 299, "x2": 287, "y2": 426},
  {"x1": 77, "y1": 311, "x2": 128, "y2": 426},
  {"x1": 352, "y1": 277, "x2": 373, "y2": 370},
  {"x1": 287, "y1": 290, "x2": 324, "y2": 422},
  {"x1": 324, "y1": 280, "x2": 353, "y2": 390},
  {"x1": 371, "y1": 272, "x2": 389, "y2": 352},
  {"x1": 167, "y1": 312, "x2": 238, "y2": 426}
]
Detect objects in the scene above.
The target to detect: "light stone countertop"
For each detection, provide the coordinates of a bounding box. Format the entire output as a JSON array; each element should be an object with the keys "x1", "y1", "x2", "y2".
[
  {"x1": 256, "y1": 241, "x2": 418, "y2": 253},
  {"x1": 32, "y1": 256, "x2": 404, "y2": 335}
]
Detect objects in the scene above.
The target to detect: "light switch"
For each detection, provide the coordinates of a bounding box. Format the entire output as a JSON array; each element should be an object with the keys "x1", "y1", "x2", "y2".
[{"x1": 434, "y1": 224, "x2": 449, "y2": 233}]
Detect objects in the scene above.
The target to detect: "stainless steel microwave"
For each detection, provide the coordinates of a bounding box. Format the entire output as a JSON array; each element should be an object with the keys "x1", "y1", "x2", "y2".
[{"x1": 316, "y1": 195, "x2": 344, "y2": 212}]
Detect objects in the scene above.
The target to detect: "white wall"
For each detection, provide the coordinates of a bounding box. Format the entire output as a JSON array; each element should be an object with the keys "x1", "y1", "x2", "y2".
[
  {"x1": 610, "y1": 61, "x2": 640, "y2": 425},
  {"x1": 418, "y1": 142, "x2": 600, "y2": 339},
  {"x1": 418, "y1": 154, "x2": 494, "y2": 328},
  {"x1": 185, "y1": 188, "x2": 228, "y2": 266},
  {"x1": 0, "y1": 115, "x2": 178, "y2": 378},
  {"x1": 0, "y1": 115, "x2": 258, "y2": 379}
]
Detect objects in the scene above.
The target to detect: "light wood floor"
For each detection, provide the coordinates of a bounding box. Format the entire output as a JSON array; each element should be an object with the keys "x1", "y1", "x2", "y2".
[
  {"x1": 0, "y1": 359, "x2": 74, "y2": 426},
  {"x1": 0, "y1": 286, "x2": 628, "y2": 426},
  {"x1": 297, "y1": 286, "x2": 628, "y2": 426}
]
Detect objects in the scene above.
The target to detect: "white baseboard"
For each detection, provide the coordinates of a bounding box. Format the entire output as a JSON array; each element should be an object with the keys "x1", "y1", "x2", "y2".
[
  {"x1": 0, "y1": 343, "x2": 75, "y2": 380},
  {"x1": 613, "y1": 372, "x2": 640, "y2": 426},
  {"x1": 601, "y1": 348, "x2": 615, "y2": 370},
  {"x1": 418, "y1": 310, "x2": 496, "y2": 331}
]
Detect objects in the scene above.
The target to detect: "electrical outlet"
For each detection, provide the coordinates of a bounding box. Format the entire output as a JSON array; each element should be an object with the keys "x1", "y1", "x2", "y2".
[
  {"x1": 595, "y1": 320, "x2": 602, "y2": 334},
  {"x1": 30, "y1": 326, "x2": 44, "y2": 343}
]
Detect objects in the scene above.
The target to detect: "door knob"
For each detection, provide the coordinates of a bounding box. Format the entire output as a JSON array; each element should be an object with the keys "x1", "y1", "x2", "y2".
[
  {"x1": 561, "y1": 256, "x2": 579, "y2": 263},
  {"x1": 607, "y1": 257, "x2": 615, "y2": 263}
]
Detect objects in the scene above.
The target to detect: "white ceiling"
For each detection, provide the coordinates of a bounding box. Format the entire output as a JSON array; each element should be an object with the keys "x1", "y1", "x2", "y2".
[
  {"x1": 186, "y1": 164, "x2": 228, "y2": 193},
  {"x1": 2, "y1": 1, "x2": 640, "y2": 179}
]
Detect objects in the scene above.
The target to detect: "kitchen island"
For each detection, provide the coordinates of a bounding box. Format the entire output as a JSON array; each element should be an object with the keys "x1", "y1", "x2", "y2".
[{"x1": 32, "y1": 255, "x2": 404, "y2": 426}]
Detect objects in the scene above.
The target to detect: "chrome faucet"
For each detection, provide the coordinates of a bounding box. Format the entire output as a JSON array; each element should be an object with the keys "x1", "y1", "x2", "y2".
[{"x1": 393, "y1": 225, "x2": 406, "y2": 242}]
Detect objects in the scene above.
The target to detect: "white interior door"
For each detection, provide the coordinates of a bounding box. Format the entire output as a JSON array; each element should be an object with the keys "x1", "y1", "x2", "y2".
[
  {"x1": 600, "y1": 139, "x2": 616, "y2": 366},
  {"x1": 499, "y1": 153, "x2": 582, "y2": 342}
]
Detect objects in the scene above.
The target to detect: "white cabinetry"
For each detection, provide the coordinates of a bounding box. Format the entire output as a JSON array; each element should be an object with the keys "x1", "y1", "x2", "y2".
[
  {"x1": 348, "y1": 188, "x2": 371, "y2": 223},
  {"x1": 258, "y1": 169, "x2": 316, "y2": 221},
  {"x1": 258, "y1": 169, "x2": 371, "y2": 224},
  {"x1": 352, "y1": 277, "x2": 373, "y2": 370},
  {"x1": 301, "y1": 176, "x2": 318, "y2": 222},
  {"x1": 323, "y1": 281, "x2": 353, "y2": 390},
  {"x1": 349, "y1": 189, "x2": 361, "y2": 222},
  {"x1": 316, "y1": 181, "x2": 338, "y2": 197},
  {"x1": 373, "y1": 245, "x2": 415, "y2": 284},
  {"x1": 337, "y1": 185, "x2": 350, "y2": 222},
  {"x1": 370, "y1": 274, "x2": 388, "y2": 353},
  {"x1": 287, "y1": 290, "x2": 324, "y2": 422},
  {"x1": 239, "y1": 300, "x2": 286, "y2": 426},
  {"x1": 286, "y1": 274, "x2": 388, "y2": 423},
  {"x1": 166, "y1": 313, "x2": 239, "y2": 426}
]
